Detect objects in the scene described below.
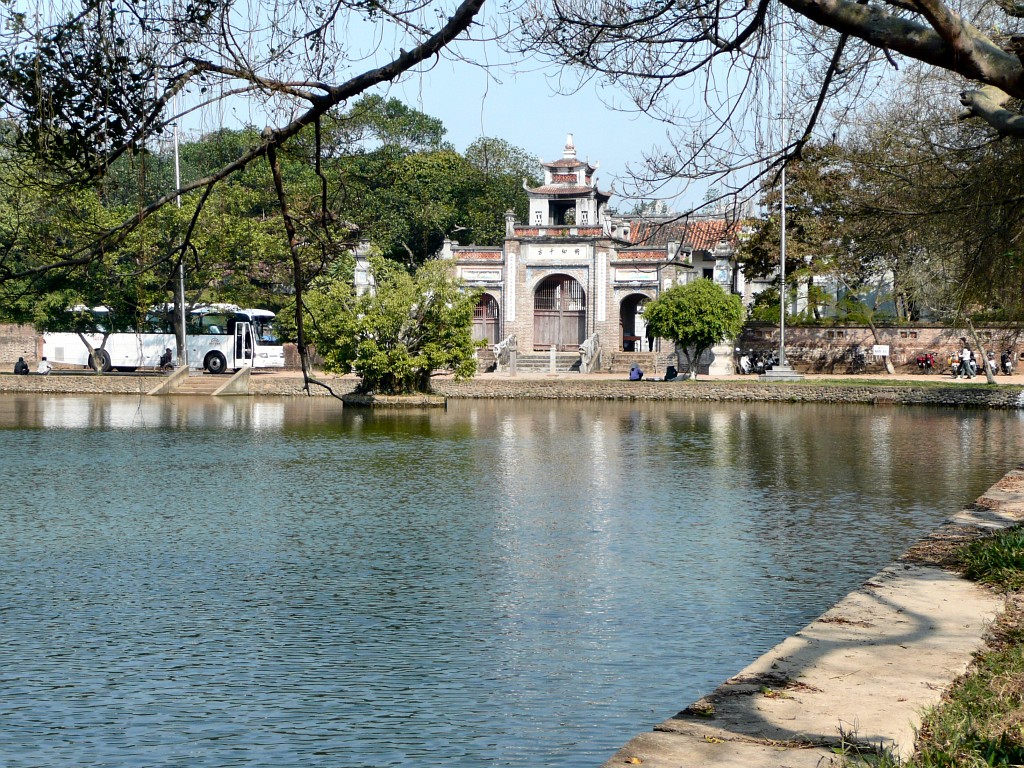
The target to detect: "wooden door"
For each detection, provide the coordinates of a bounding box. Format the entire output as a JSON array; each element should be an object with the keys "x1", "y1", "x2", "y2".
[
  {"x1": 534, "y1": 276, "x2": 586, "y2": 351},
  {"x1": 472, "y1": 295, "x2": 500, "y2": 345}
]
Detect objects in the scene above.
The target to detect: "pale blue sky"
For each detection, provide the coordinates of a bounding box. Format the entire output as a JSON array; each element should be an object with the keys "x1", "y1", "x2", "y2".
[
  {"x1": 387, "y1": 56, "x2": 685, "y2": 209},
  {"x1": 170, "y1": 6, "x2": 736, "y2": 213},
  {"x1": 179, "y1": 45, "x2": 702, "y2": 212}
]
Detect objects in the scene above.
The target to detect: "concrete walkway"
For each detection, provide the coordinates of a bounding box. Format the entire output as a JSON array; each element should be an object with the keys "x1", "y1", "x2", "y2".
[{"x1": 601, "y1": 468, "x2": 1024, "y2": 767}]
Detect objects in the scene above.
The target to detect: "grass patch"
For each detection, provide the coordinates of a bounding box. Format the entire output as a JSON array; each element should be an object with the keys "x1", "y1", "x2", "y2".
[
  {"x1": 853, "y1": 528, "x2": 1024, "y2": 767},
  {"x1": 961, "y1": 527, "x2": 1024, "y2": 592},
  {"x1": 899, "y1": 596, "x2": 1024, "y2": 768}
]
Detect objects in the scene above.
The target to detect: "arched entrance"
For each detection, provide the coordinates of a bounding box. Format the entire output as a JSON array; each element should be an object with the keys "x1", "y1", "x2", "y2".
[
  {"x1": 472, "y1": 294, "x2": 500, "y2": 345},
  {"x1": 533, "y1": 275, "x2": 586, "y2": 351},
  {"x1": 620, "y1": 294, "x2": 651, "y2": 351}
]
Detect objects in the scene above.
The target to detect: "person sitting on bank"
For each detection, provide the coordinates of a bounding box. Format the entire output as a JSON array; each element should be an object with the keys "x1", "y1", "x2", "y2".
[
  {"x1": 664, "y1": 365, "x2": 678, "y2": 381},
  {"x1": 159, "y1": 348, "x2": 173, "y2": 370},
  {"x1": 629, "y1": 363, "x2": 644, "y2": 381},
  {"x1": 37, "y1": 356, "x2": 52, "y2": 375},
  {"x1": 13, "y1": 357, "x2": 29, "y2": 375}
]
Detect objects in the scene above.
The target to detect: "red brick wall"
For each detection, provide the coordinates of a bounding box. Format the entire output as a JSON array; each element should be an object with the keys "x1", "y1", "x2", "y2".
[
  {"x1": 0, "y1": 324, "x2": 40, "y2": 369},
  {"x1": 738, "y1": 324, "x2": 1024, "y2": 373}
]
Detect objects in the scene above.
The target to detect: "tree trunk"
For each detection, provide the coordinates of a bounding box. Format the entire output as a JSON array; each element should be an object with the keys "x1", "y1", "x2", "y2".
[
  {"x1": 865, "y1": 320, "x2": 895, "y2": 375},
  {"x1": 76, "y1": 331, "x2": 111, "y2": 374},
  {"x1": 967, "y1": 319, "x2": 997, "y2": 384}
]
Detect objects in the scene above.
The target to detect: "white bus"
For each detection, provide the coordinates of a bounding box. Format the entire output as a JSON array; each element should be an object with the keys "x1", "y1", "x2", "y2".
[{"x1": 43, "y1": 306, "x2": 287, "y2": 374}]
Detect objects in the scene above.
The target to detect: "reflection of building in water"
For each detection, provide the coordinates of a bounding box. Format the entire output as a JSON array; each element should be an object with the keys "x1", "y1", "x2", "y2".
[
  {"x1": 441, "y1": 135, "x2": 746, "y2": 374},
  {"x1": 31, "y1": 395, "x2": 290, "y2": 431},
  {"x1": 488, "y1": 403, "x2": 627, "y2": 614}
]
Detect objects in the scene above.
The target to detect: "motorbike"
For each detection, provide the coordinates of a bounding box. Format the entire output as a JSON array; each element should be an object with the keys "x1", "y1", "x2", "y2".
[
  {"x1": 915, "y1": 353, "x2": 936, "y2": 373},
  {"x1": 950, "y1": 354, "x2": 975, "y2": 378},
  {"x1": 749, "y1": 350, "x2": 766, "y2": 375},
  {"x1": 736, "y1": 348, "x2": 752, "y2": 374},
  {"x1": 746, "y1": 350, "x2": 777, "y2": 375},
  {"x1": 1001, "y1": 351, "x2": 1015, "y2": 376}
]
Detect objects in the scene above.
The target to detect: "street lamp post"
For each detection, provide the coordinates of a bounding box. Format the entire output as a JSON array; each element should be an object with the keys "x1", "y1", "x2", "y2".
[{"x1": 759, "y1": 4, "x2": 803, "y2": 381}]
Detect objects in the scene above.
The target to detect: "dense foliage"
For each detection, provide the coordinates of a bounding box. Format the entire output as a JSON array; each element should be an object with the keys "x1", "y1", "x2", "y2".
[
  {"x1": 643, "y1": 279, "x2": 744, "y2": 378},
  {"x1": 0, "y1": 97, "x2": 535, "y2": 331},
  {"x1": 305, "y1": 258, "x2": 480, "y2": 394}
]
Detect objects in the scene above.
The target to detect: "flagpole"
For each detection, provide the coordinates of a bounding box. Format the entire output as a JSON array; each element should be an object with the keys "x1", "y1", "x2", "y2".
[{"x1": 778, "y1": 4, "x2": 788, "y2": 367}]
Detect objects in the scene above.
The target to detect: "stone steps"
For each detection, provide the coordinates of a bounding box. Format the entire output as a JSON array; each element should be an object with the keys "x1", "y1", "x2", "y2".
[
  {"x1": 608, "y1": 352, "x2": 662, "y2": 374},
  {"x1": 172, "y1": 372, "x2": 230, "y2": 395},
  {"x1": 501, "y1": 352, "x2": 582, "y2": 373}
]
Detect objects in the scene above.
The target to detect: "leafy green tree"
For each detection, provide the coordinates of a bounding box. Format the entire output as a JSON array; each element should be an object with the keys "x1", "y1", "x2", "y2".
[
  {"x1": 739, "y1": 144, "x2": 858, "y2": 321},
  {"x1": 0, "y1": 152, "x2": 172, "y2": 370},
  {"x1": 643, "y1": 279, "x2": 744, "y2": 379},
  {"x1": 332, "y1": 133, "x2": 535, "y2": 265},
  {"x1": 319, "y1": 96, "x2": 451, "y2": 157},
  {"x1": 462, "y1": 137, "x2": 538, "y2": 244},
  {"x1": 306, "y1": 258, "x2": 480, "y2": 394},
  {"x1": 0, "y1": 0, "x2": 486, "y2": 392},
  {"x1": 747, "y1": 287, "x2": 781, "y2": 324}
]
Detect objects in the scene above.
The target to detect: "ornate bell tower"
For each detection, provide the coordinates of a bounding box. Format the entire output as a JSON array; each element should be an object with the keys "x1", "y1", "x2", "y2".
[{"x1": 525, "y1": 134, "x2": 611, "y2": 228}]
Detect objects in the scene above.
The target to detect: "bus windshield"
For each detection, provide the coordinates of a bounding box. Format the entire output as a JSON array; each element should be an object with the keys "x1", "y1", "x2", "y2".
[{"x1": 252, "y1": 319, "x2": 280, "y2": 344}]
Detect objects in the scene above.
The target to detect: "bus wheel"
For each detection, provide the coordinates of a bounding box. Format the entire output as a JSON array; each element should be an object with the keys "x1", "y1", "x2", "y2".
[
  {"x1": 205, "y1": 352, "x2": 228, "y2": 374},
  {"x1": 88, "y1": 349, "x2": 112, "y2": 372}
]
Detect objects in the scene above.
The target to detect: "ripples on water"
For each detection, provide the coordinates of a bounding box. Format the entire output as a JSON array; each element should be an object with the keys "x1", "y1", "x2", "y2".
[{"x1": 0, "y1": 395, "x2": 1020, "y2": 767}]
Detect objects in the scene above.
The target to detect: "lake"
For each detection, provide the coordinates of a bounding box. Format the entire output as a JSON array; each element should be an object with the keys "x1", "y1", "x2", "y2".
[{"x1": 0, "y1": 394, "x2": 1019, "y2": 767}]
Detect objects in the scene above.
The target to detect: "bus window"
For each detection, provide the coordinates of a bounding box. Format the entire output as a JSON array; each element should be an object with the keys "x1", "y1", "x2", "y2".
[
  {"x1": 143, "y1": 313, "x2": 174, "y2": 334},
  {"x1": 195, "y1": 313, "x2": 231, "y2": 334}
]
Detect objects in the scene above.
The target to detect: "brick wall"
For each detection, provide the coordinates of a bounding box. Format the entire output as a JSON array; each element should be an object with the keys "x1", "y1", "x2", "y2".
[
  {"x1": 0, "y1": 324, "x2": 40, "y2": 369},
  {"x1": 738, "y1": 324, "x2": 1024, "y2": 374},
  {"x1": 429, "y1": 378, "x2": 1024, "y2": 409}
]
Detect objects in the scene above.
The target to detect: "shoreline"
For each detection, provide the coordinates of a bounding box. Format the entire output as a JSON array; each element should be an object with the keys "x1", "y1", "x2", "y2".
[
  {"x1": 1, "y1": 369, "x2": 1023, "y2": 408},
  {"x1": 600, "y1": 468, "x2": 1024, "y2": 767}
]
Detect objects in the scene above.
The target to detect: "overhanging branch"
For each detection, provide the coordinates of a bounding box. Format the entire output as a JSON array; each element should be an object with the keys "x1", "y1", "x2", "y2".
[{"x1": 959, "y1": 85, "x2": 1024, "y2": 136}]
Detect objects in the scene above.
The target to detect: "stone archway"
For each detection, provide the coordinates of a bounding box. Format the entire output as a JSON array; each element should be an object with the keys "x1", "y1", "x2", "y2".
[
  {"x1": 472, "y1": 294, "x2": 500, "y2": 345},
  {"x1": 620, "y1": 293, "x2": 651, "y2": 351},
  {"x1": 533, "y1": 274, "x2": 586, "y2": 351}
]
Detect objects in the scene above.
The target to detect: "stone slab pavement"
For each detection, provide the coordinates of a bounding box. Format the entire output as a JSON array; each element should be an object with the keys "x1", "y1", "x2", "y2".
[{"x1": 601, "y1": 468, "x2": 1024, "y2": 768}]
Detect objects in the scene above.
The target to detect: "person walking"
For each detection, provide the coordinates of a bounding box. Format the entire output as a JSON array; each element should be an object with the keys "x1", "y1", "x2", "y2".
[{"x1": 958, "y1": 339, "x2": 973, "y2": 379}]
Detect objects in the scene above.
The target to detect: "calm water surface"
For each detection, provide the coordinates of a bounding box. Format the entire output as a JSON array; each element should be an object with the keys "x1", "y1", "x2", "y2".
[{"x1": 0, "y1": 394, "x2": 1021, "y2": 767}]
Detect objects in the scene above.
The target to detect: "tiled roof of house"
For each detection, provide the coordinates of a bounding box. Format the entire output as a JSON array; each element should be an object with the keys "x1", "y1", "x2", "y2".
[
  {"x1": 629, "y1": 217, "x2": 740, "y2": 251},
  {"x1": 526, "y1": 184, "x2": 610, "y2": 198},
  {"x1": 541, "y1": 158, "x2": 589, "y2": 169}
]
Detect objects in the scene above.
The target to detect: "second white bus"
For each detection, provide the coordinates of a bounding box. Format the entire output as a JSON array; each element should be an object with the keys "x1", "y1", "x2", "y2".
[{"x1": 43, "y1": 307, "x2": 287, "y2": 374}]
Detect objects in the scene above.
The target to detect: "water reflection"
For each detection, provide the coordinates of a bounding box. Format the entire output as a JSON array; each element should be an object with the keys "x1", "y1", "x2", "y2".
[{"x1": 0, "y1": 394, "x2": 1020, "y2": 768}]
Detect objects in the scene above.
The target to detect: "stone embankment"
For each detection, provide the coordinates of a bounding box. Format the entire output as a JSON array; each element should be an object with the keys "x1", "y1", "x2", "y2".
[
  {"x1": 429, "y1": 377, "x2": 1024, "y2": 408},
  {"x1": 2, "y1": 371, "x2": 1024, "y2": 408},
  {"x1": 601, "y1": 467, "x2": 1024, "y2": 768}
]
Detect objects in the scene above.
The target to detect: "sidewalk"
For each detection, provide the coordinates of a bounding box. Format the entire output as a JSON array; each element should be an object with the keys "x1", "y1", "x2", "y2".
[
  {"x1": 434, "y1": 367, "x2": 1024, "y2": 385},
  {"x1": 600, "y1": 469, "x2": 1024, "y2": 767}
]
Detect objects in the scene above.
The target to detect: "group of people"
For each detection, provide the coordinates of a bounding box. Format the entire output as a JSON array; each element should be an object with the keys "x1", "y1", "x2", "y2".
[
  {"x1": 12, "y1": 356, "x2": 51, "y2": 375},
  {"x1": 12, "y1": 350, "x2": 173, "y2": 375},
  {"x1": 629, "y1": 364, "x2": 679, "y2": 381},
  {"x1": 951, "y1": 339, "x2": 1016, "y2": 379}
]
